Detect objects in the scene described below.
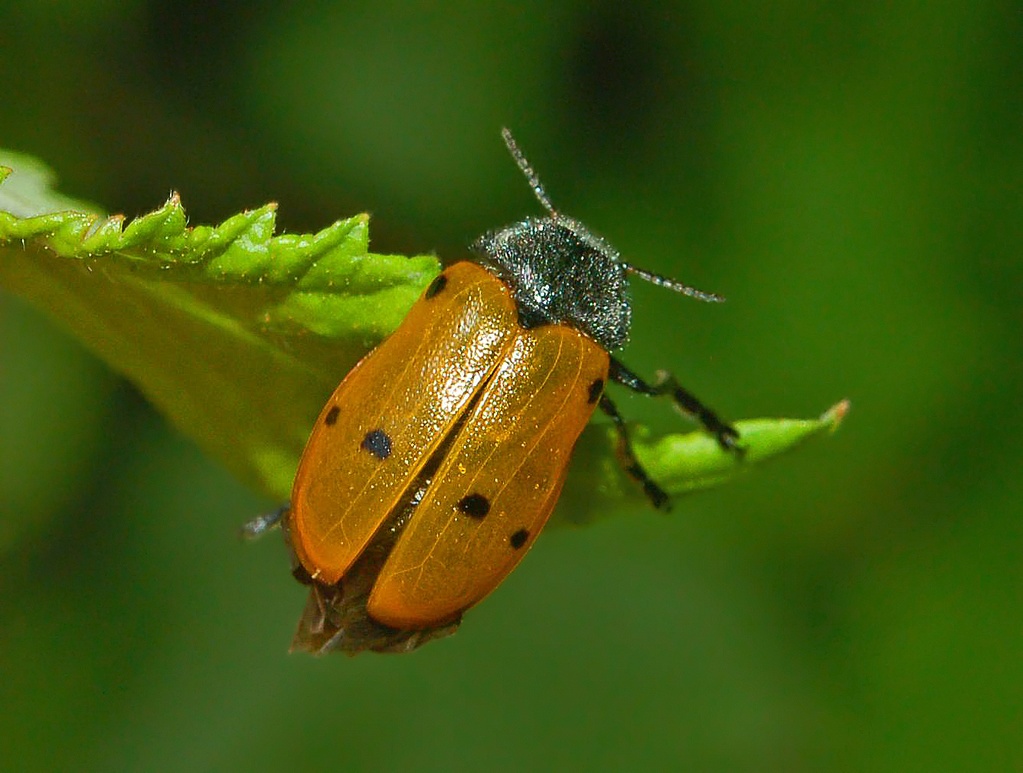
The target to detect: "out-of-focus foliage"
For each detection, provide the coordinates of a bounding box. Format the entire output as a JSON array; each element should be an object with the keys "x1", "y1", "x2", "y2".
[{"x1": 1, "y1": 2, "x2": 1018, "y2": 771}]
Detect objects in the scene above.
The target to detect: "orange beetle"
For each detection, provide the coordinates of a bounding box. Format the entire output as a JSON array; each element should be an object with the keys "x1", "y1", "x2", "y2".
[{"x1": 245, "y1": 129, "x2": 739, "y2": 654}]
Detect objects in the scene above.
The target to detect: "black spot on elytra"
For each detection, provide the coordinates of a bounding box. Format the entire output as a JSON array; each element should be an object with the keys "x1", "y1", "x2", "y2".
[
  {"x1": 457, "y1": 493, "x2": 490, "y2": 519},
  {"x1": 425, "y1": 273, "x2": 448, "y2": 299},
  {"x1": 510, "y1": 529, "x2": 529, "y2": 549},
  {"x1": 361, "y1": 429, "x2": 392, "y2": 460},
  {"x1": 587, "y1": 378, "x2": 604, "y2": 404},
  {"x1": 324, "y1": 406, "x2": 340, "y2": 426}
]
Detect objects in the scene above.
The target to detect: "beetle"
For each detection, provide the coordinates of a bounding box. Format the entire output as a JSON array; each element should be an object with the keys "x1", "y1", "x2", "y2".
[{"x1": 245, "y1": 129, "x2": 739, "y2": 654}]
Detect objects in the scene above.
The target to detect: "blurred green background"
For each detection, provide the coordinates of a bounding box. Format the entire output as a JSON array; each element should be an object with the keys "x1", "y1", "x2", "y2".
[{"x1": 2, "y1": 2, "x2": 1020, "y2": 770}]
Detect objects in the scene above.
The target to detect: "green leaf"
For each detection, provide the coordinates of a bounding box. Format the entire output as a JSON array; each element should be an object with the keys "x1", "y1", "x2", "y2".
[
  {"x1": 0, "y1": 150, "x2": 847, "y2": 513},
  {"x1": 0, "y1": 151, "x2": 439, "y2": 498}
]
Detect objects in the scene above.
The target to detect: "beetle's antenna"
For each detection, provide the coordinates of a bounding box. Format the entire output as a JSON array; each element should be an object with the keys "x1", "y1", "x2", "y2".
[
  {"x1": 502, "y1": 129, "x2": 723, "y2": 304},
  {"x1": 502, "y1": 128, "x2": 558, "y2": 217},
  {"x1": 622, "y1": 263, "x2": 726, "y2": 303}
]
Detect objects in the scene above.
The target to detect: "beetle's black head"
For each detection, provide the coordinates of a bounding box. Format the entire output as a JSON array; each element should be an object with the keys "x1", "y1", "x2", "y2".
[{"x1": 471, "y1": 214, "x2": 631, "y2": 351}]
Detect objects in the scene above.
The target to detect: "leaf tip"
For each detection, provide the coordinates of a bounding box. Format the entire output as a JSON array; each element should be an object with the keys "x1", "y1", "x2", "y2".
[{"x1": 821, "y1": 399, "x2": 851, "y2": 432}]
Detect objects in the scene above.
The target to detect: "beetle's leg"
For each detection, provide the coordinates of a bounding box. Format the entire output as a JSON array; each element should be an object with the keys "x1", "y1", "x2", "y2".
[
  {"x1": 240, "y1": 503, "x2": 289, "y2": 540},
  {"x1": 598, "y1": 393, "x2": 671, "y2": 511},
  {"x1": 609, "y1": 358, "x2": 742, "y2": 453}
]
